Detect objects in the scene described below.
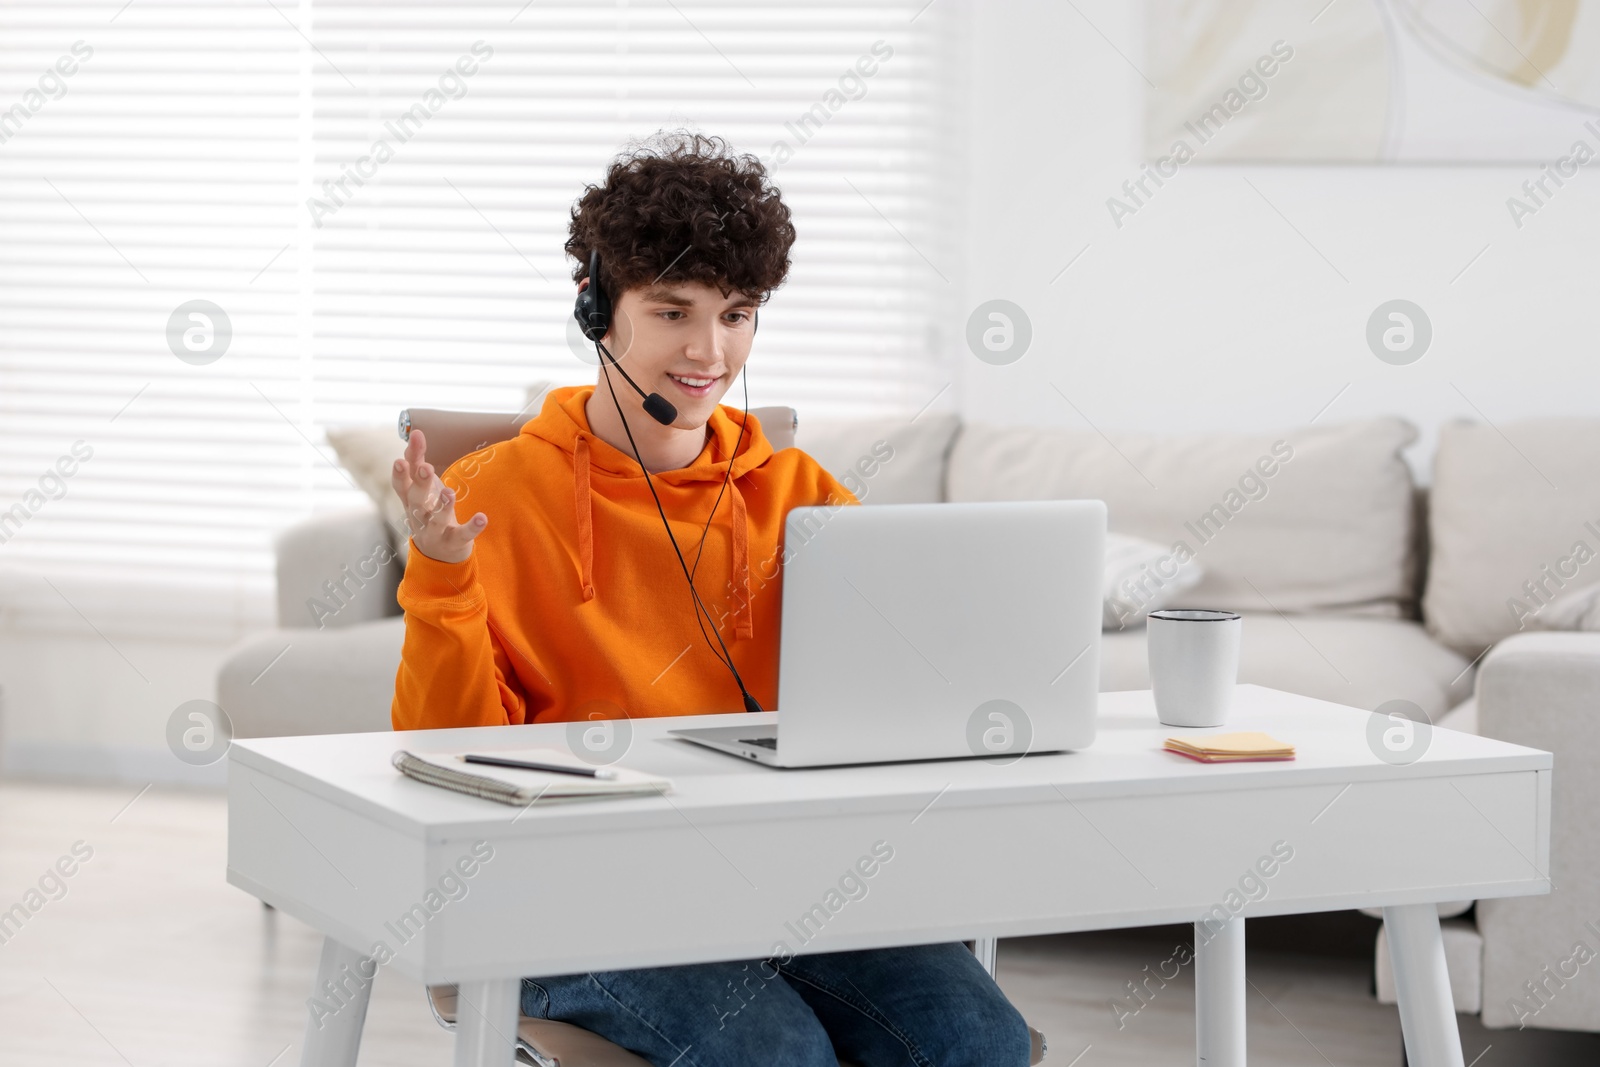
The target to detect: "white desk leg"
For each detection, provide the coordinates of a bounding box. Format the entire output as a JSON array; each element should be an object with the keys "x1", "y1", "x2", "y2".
[
  {"x1": 301, "y1": 937, "x2": 372, "y2": 1067},
  {"x1": 1383, "y1": 904, "x2": 1466, "y2": 1067},
  {"x1": 973, "y1": 937, "x2": 999, "y2": 979},
  {"x1": 452, "y1": 978, "x2": 521, "y2": 1067},
  {"x1": 1194, "y1": 918, "x2": 1246, "y2": 1067}
]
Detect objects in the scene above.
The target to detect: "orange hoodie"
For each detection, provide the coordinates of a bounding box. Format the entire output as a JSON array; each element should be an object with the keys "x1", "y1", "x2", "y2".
[{"x1": 392, "y1": 384, "x2": 860, "y2": 731}]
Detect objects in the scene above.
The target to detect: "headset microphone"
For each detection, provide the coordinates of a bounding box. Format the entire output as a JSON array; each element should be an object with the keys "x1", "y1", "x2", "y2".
[
  {"x1": 600, "y1": 346, "x2": 679, "y2": 427},
  {"x1": 573, "y1": 249, "x2": 765, "y2": 714}
]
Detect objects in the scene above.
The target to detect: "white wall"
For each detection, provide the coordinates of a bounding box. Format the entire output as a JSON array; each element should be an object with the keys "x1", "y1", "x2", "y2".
[{"x1": 955, "y1": 0, "x2": 1600, "y2": 478}]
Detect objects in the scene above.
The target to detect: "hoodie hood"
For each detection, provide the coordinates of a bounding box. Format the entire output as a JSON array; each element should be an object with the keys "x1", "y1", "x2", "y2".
[{"x1": 520, "y1": 384, "x2": 774, "y2": 638}]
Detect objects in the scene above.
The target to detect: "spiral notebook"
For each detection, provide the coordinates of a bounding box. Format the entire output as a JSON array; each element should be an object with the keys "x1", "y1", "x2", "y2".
[{"x1": 391, "y1": 748, "x2": 672, "y2": 806}]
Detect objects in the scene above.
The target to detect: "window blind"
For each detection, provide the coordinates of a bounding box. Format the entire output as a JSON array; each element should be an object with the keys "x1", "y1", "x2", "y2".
[
  {"x1": 0, "y1": 0, "x2": 308, "y2": 641},
  {"x1": 0, "y1": 0, "x2": 965, "y2": 640}
]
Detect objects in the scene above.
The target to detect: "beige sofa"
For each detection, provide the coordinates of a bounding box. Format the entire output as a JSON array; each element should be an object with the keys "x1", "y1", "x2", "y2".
[{"x1": 217, "y1": 396, "x2": 1600, "y2": 1036}]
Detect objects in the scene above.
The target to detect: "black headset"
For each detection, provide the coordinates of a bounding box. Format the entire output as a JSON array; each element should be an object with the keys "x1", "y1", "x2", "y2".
[{"x1": 573, "y1": 249, "x2": 765, "y2": 714}]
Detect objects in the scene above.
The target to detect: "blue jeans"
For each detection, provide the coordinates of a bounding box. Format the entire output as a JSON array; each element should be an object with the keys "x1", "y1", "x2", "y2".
[{"x1": 520, "y1": 941, "x2": 1030, "y2": 1067}]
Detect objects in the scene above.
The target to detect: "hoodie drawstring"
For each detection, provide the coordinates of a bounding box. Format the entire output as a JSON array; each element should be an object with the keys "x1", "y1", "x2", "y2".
[
  {"x1": 730, "y1": 482, "x2": 752, "y2": 639},
  {"x1": 572, "y1": 431, "x2": 754, "y2": 639},
  {"x1": 574, "y1": 434, "x2": 596, "y2": 601}
]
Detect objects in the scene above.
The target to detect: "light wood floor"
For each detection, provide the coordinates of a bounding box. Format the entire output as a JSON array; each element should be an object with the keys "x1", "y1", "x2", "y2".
[{"x1": 2, "y1": 781, "x2": 1596, "y2": 1066}]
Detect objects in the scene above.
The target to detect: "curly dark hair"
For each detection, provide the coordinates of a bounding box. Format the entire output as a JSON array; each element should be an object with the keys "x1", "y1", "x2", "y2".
[{"x1": 566, "y1": 129, "x2": 796, "y2": 304}]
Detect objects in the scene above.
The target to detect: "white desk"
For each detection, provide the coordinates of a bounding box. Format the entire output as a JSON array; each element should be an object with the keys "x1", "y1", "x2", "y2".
[{"x1": 226, "y1": 685, "x2": 1551, "y2": 1067}]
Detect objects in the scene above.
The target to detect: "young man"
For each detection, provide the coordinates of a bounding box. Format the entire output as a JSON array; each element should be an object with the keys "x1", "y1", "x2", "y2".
[{"x1": 390, "y1": 131, "x2": 1029, "y2": 1067}]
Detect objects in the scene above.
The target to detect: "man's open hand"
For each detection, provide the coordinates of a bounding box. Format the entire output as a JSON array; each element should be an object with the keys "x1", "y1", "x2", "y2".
[{"x1": 391, "y1": 429, "x2": 488, "y2": 564}]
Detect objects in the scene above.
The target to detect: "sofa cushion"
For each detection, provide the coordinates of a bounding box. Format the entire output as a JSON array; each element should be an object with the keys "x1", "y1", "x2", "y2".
[
  {"x1": 1529, "y1": 580, "x2": 1600, "y2": 631},
  {"x1": 1103, "y1": 532, "x2": 1204, "y2": 629},
  {"x1": 326, "y1": 424, "x2": 411, "y2": 563},
  {"x1": 795, "y1": 413, "x2": 959, "y2": 505},
  {"x1": 1424, "y1": 418, "x2": 1600, "y2": 656},
  {"x1": 947, "y1": 417, "x2": 1420, "y2": 617},
  {"x1": 1098, "y1": 612, "x2": 1474, "y2": 722},
  {"x1": 219, "y1": 616, "x2": 405, "y2": 738}
]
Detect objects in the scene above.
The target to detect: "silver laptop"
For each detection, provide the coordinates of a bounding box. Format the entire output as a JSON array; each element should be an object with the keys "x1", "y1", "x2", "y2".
[{"x1": 669, "y1": 500, "x2": 1104, "y2": 768}]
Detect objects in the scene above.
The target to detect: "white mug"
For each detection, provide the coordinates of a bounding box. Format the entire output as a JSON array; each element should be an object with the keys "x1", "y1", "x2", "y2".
[{"x1": 1147, "y1": 609, "x2": 1242, "y2": 728}]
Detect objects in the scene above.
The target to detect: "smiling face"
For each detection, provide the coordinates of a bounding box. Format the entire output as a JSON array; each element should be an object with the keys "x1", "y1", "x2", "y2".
[{"x1": 595, "y1": 279, "x2": 758, "y2": 428}]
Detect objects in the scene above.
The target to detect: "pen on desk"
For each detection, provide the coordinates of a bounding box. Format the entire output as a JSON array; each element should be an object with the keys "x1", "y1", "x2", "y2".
[{"x1": 462, "y1": 754, "x2": 619, "y2": 780}]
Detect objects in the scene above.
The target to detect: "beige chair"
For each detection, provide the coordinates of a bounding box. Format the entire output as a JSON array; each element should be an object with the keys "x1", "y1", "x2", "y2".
[
  {"x1": 397, "y1": 402, "x2": 801, "y2": 465},
  {"x1": 426, "y1": 984, "x2": 652, "y2": 1067},
  {"x1": 400, "y1": 405, "x2": 1044, "y2": 1066}
]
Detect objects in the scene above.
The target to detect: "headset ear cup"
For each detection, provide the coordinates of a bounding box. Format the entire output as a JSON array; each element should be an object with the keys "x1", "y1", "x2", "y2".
[{"x1": 574, "y1": 249, "x2": 611, "y2": 342}]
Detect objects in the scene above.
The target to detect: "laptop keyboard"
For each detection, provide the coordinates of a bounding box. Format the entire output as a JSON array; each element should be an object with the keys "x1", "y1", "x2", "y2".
[{"x1": 740, "y1": 736, "x2": 778, "y2": 749}]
